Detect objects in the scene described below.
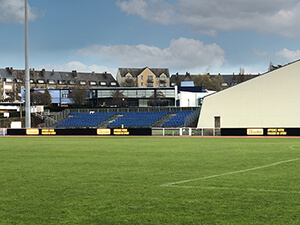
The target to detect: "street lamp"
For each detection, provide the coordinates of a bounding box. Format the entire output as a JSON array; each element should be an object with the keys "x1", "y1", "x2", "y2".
[{"x1": 25, "y1": 0, "x2": 31, "y2": 128}]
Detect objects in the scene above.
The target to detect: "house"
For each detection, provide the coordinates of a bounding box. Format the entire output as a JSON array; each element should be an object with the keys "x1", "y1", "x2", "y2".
[
  {"x1": 116, "y1": 67, "x2": 170, "y2": 88},
  {"x1": 170, "y1": 72, "x2": 260, "y2": 89},
  {"x1": 0, "y1": 67, "x2": 118, "y2": 101}
]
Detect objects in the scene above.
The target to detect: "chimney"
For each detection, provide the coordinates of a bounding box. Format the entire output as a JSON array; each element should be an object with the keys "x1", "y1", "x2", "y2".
[
  {"x1": 41, "y1": 69, "x2": 46, "y2": 77},
  {"x1": 30, "y1": 68, "x2": 36, "y2": 77},
  {"x1": 52, "y1": 69, "x2": 55, "y2": 76},
  {"x1": 6, "y1": 67, "x2": 14, "y2": 74},
  {"x1": 72, "y1": 70, "x2": 77, "y2": 77}
]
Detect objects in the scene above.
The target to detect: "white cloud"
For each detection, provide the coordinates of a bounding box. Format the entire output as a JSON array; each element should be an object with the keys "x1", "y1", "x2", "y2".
[
  {"x1": 276, "y1": 49, "x2": 300, "y2": 62},
  {"x1": 77, "y1": 37, "x2": 225, "y2": 71},
  {"x1": 0, "y1": 0, "x2": 41, "y2": 24},
  {"x1": 35, "y1": 61, "x2": 118, "y2": 77},
  {"x1": 116, "y1": 0, "x2": 300, "y2": 39}
]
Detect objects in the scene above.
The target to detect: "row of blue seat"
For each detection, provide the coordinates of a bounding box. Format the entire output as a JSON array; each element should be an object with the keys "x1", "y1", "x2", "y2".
[
  {"x1": 56, "y1": 111, "x2": 194, "y2": 128},
  {"x1": 56, "y1": 112, "x2": 116, "y2": 127},
  {"x1": 107, "y1": 112, "x2": 168, "y2": 127}
]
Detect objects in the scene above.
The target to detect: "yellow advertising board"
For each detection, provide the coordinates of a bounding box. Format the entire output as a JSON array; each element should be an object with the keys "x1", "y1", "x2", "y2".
[
  {"x1": 113, "y1": 129, "x2": 130, "y2": 135},
  {"x1": 26, "y1": 128, "x2": 39, "y2": 135},
  {"x1": 247, "y1": 128, "x2": 264, "y2": 136},
  {"x1": 267, "y1": 128, "x2": 287, "y2": 136},
  {"x1": 97, "y1": 129, "x2": 111, "y2": 135},
  {"x1": 42, "y1": 129, "x2": 56, "y2": 135}
]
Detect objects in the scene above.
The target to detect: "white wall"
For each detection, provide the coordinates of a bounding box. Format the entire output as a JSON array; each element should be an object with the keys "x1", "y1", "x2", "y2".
[
  {"x1": 198, "y1": 60, "x2": 300, "y2": 128},
  {"x1": 179, "y1": 91, "x2": 215, "y2": 107}
]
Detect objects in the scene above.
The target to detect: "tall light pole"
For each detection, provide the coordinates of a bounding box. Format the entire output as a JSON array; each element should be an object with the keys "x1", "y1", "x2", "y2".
[{"x1": 25, "y1": 0, "x2": 31, "y2": 128}]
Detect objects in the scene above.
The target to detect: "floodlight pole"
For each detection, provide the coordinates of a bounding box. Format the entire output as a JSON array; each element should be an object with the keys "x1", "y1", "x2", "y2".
[{"x1": 25, "y1": 0, "x2": 31, "y2": 128}]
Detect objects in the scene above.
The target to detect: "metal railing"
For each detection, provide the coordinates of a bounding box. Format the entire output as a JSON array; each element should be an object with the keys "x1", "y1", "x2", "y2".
[{"x1": 152, "y1": 127, "x2": 221, "y2": 136}]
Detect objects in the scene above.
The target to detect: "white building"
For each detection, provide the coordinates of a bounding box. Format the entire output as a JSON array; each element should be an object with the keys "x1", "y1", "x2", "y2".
[{"x1": 197, "y1": 60, "x2": 300, "y2": 131}]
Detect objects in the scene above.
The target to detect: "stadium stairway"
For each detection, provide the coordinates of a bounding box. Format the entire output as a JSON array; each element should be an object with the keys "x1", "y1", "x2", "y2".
[
  {"x1": 97, "y1": 114, "x2": 124, "y2": 128},
  {"x1": 152, "y1": 113, "x2": 177, "y2": 127}
]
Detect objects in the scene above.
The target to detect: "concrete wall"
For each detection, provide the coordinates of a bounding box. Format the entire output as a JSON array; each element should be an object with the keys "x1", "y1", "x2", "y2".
[{"x1": 198, "y1": 60, "x2": 300, "y2": 128}]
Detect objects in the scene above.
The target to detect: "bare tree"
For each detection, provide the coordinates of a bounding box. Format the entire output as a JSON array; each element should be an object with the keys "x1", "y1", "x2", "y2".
[
  {"x1": 30, "y1": 88, "x2": 52, "y2": 106},
  {"x1": 70, "y1": 85, "x2": 87, "y2": 106},
  {"x1": 148, "y1": 90, "x2": 166, "y2": 106},
  {"x1": 111, "y1": 90, "x2": 127, "y2": 107}
]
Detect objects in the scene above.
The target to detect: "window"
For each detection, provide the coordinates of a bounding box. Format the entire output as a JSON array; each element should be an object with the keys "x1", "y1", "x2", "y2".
[
  {"x1": 61, "y1": 90, "x2": 69, "y2": 99},
  {"x1": 48, "y1": 80, "x2": 55, "y2": 84},
  {"x1": 148, "y1": 76, "x2": 153, "y2": 80},
  {"x1": 141, "y1": 82, "x2": 143, "y2": 87},
  {"x1": 30, "y1": 79, "x2": 34, "y2": 83},
  {"x1": 16, "y1": 79, "x2": 23, "y2": 83},
  {"x1": 90, "y1": 81, "x2": 97, "y2": 86},
  {"x1": 59, "y1": 80, "x2": 66, "y2": 85},
  {"x1": 5, "y1": 78, "x2": 13, "y2": 82},
  {"x1": 79, "y1": 81, "x2": 86, "y2": 85},
  {"x1": 127, "y1": 90, "x2": 137, "y2": 98},
  {"x1": 110, "y1": 82, "x2": 117, "y2": 86},
  {"x1": 100, "y1": 82, "x2": 106, "y2": 86},
  {"x1": 141, "y1": 75, "x2": 143, "y2": 80},
  {"x1": 171, "y1": 83, "x2": 176, "y2": 86},
  {"x1": 126, "y1": 75, "x2": 132, "y2": 80},
  {"x1": 38, "y1": 80, "x2": 45, "y2": 84},
  {"x1": 69, "y1": 80, "x2": 75, "y2": 85},
  {"x1": 147, "y1": 83, "x2": 153, "y2": 87},
  {"x1": 160, "y1": 76, "x2": 166, "y2": 80}
]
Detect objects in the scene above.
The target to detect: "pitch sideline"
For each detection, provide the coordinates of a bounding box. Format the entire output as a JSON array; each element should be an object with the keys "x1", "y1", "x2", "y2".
[{"x1": 160, "y1": 158, "x2": 300, "y2": 187}]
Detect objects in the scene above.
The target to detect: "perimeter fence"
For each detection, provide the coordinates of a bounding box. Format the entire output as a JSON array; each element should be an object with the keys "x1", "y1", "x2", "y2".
[{"x1": 152, "y1": 127, "x2": 221, "y2": 136}]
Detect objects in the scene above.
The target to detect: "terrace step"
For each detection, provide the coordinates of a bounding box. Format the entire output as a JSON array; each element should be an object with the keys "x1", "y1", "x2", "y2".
[
  {"x1": 98, "y1": 114, "x2": 123, "y2": 128},
  {"x1": 152, "y1": 113, "x2": 177, "y2": 127}
]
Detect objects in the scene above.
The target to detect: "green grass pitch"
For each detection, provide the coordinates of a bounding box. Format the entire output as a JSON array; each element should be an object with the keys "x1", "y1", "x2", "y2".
[{"x1": 0, "y1": 137, "x2": 299, "y2": 224}]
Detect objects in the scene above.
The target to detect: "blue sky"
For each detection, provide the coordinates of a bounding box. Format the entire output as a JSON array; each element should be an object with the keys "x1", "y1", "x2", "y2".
[{"x1": 1, "y1": 0, "x2": 300, "y2": 77}]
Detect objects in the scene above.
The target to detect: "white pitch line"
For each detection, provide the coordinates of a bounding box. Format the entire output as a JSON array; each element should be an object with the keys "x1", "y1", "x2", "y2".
[
  {"x1": 161, "y1": 185, "x2": 300, "y2": 194},
  {"x1": 161, "y1": 158, "x2": 300, "y2": 187},
  {"x1": 290, "y1": 145, "x2": 300, "y2": 151}
]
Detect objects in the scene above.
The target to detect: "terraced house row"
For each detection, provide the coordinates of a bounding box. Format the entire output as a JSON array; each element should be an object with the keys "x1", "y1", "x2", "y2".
[{"x1": 0, "y1": 66, "x2": 259, "y2": 102}]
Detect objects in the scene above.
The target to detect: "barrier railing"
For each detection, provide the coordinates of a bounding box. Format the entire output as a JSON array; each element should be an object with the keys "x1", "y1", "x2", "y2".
[{"x1": 152, "y1": 127, "x2": 221, "y2": 136}]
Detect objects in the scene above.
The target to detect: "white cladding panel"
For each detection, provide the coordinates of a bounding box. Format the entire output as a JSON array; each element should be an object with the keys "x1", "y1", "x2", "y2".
[{"x1": 198, "y1": 61, "x2": 300, "y2": 128}]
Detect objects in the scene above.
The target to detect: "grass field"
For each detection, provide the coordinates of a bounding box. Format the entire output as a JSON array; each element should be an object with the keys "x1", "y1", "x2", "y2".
[{"x1": 0, "y1": 137, "x2": 299, "y2": 224}]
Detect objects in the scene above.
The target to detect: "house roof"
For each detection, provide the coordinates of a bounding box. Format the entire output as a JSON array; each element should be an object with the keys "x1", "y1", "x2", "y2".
[
  {"x1": 118, "y1": 67, "x2": 170, "y2": 78},
  {"x1": 0, "y1": 67, "x2": 117, "y2": 84},
  {"x1": 170, "y1": 73, "x2": 260, "y2": 86}
]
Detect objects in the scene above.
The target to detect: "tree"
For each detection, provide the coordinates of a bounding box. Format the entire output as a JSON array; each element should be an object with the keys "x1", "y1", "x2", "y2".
[
  {"x1": 30, "y1": 88, "x2": 52, "y2": 106},
  {"x1": 70, "y1": 85, "x2": 87, "y2": 106},
  {"x1": 193, "y1": 74, "x2": 223, "y2": 91},
  {"x1": 148, "y1": 90, "x2": 167, "y2": 106},
  {"x1": 121, "y1": 78, "x2": 136, "y2": 87},
  {"x1": 111, "y1": 90, "x2": 127, "y2": 107}
]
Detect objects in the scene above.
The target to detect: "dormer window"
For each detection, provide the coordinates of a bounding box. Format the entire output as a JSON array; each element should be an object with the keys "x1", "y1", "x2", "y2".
[
  {"x1": 110, "y1": 82, "x2": 117, "y2": 86},
  {"x1": 30, "y1": 79, "x2": 34, "y2": 83},
  {"x1": 59, "y1": 80, "x2": 66, "y2": 85},
  {"x1": 90, "y1": 81, "x2": 97, "y2": 86},
  {"x1": 48, "y1": 80, "x2": 55, "y2": 84},
  {"x1": 5, "y1": 78, "x2": 13, "y2": 82},
  {"x1": 16, "y1": 79, "x2": 23, "y2": 83},
  {"x1": 80, "y1": 81, "x2": 86, "y2": 85},
  {"x1": 69, "y1": 80, "x2": 75, "y2": 85},
  {"x1": 100, "y1": 82, "x2": 106, "y2": 86},
  {"x1": 38, "y1": 79, "x2": 45, "y2": 84}
]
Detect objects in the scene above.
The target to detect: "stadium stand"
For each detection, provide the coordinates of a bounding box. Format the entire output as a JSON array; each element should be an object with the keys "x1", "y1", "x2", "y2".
[
  {"x1": 162, "y1": 111, "x2": 194, "y2": 127},
  {"x1": 56, "y1": 112, "x2": 116, "y2": 127},
  {"x1": 55, "y1": 108, "x2": 198, "y2": 128},
  {"x1": 107, "y1": 111, "x2": 168, "y2": 128}
]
